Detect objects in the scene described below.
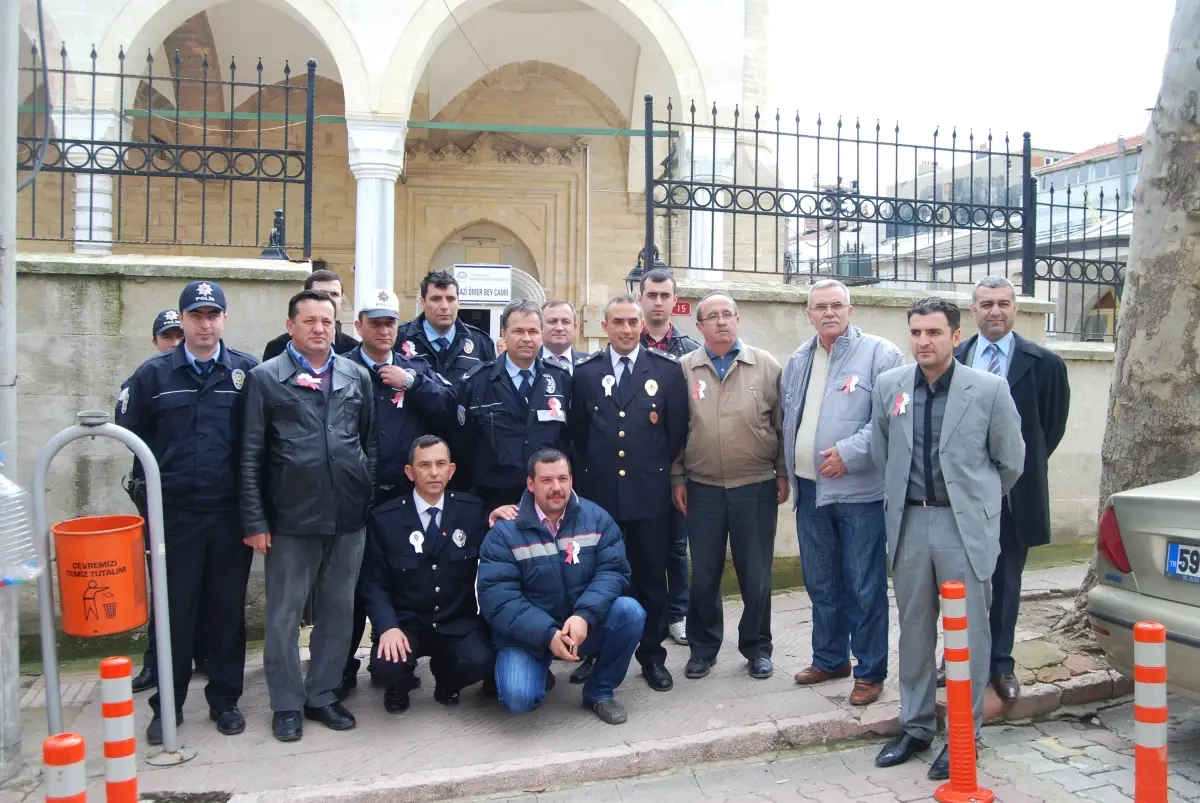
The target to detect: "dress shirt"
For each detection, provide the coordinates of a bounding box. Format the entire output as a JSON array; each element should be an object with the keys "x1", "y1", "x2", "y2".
[
  {"x1": 184, "y1": 343, "x2": 222, "y2": 374},
  {"x1": 504, "y1": 355, "x2": 538, "y2": 391},
  {"x1": 609, "y1": 345, "x2": 641, "y2": 379},
  {"x1": 541, "y1": 347, "x2": 574, "y2": 375},
  {"x1": 414, "y1": 491, "x2": 445, "y2": 532},
  {"x1": 706, "y1": 339, "x2": 743, "y2": 382},
  {"x1": 358, "y1": 350, "x2": 393, "y2": 372},
  {"x1": 535, "y1": 503, "x2": 561, "y2": 537},
  {"x1": 907, "y1": 360, "x2": 954, "y2": 503},
  {"x1": 285, "y1": 340, "x2": 333, "y2": 375},
  {"x1": 423, "y1": 319, "x2": 454, "y2": 350},
  {"x1": 971, "y1": 331, "x2": 1014, "y2": 377}
]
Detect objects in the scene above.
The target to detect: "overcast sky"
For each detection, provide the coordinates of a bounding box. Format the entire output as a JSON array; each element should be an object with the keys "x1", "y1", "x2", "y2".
[{"x1": 769, "y1": 0, "x2": 1174, "y2": 155}]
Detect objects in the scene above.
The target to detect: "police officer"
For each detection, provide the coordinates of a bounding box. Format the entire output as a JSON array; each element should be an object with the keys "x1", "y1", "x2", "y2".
[
  {"x1": 396, "y1": 270, "x2": 496, "y2": 384},
  {"x1": 116, "y1": 281, "x2": 258, "y2": 744},
  {"x1": 570, "y1": 294, "x2": 689, "y2": 691},
  {"x1": 359, "y1": 435, "x2": 495, "y2": 712},
  {"x1": 341, "y1": 289, "x2": 457, "y2": 693},
  {"x1": 455, "y1": 300, "x2": 571, "y2": 512}
]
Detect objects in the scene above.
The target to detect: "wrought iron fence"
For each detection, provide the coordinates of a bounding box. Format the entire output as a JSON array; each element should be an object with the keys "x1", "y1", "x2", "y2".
[
  {"x1": 640, "y1": 95, "x2": 1127, "y2": 341},
  {"x1": 16, "y1": 45, "x2": 316, "y2": 257}
]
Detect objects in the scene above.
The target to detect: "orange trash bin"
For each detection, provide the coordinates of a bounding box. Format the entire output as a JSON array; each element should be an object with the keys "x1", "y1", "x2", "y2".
[{"x1": 52, "y1": 515, "x2": 148, "y2": 637}]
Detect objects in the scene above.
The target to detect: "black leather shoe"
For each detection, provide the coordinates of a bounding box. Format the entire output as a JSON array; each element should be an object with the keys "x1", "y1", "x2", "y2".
[
  {"x1": 748, "y1": 657, "x2": 773, "y2": 679},
  {"x1": 991, "y1": 673, "x2": 1021, "y2": 703},
  {"x1": 145, "y1": 711, "x2": 183, "y2": 746},
  {"x1": 209, "y1": 707, "x2": 245, "y2": 735},
  {"x1": 545, "y1": 670, "x2": 557, "y2": 692},
  {"x1": 685, "y1": 656, "x2": 715, "y2": 679},
  {"x1": 874, "y1": 733, "x2": 932, "y2": 768},
  {"x1": 383, "y1": 686, "x2": 410, "y2": 713},
  {"x1": 131, "y1": 666, "x2": 155, "y2": 694},
  {"x1": 272, "y1": 711, "x2": 302, "y2": 742},
  {"x1": 340, "y1": 671, "x2": 358, "y2": 694},
  {"x1": 641, "y1": 663, "x2": 674, "y2": 691},
  {"x1": 481, "y1": 678, "x2": 499, "y2": 700},
  {"x1": 303, "y1": 701, "x2": 356, "y2": 731},
  {"x1": 434, "y1": 686, "x2": 460, "y2": 706},
  {"x1": 936, "y1": 658, "x2": 946, "y2": 688},
  {"x1": 193, "y1": 658, "x2": 207, "y2": 677},
  {"x1": 569, "y1": 656, "x2": 596, "y2": 684},
  {"x1": 584, "y1": 699, "x2": 627, "y2": 725},
  {"x1": 927, "y1": 746, "x2": 951, "y2": 780}
]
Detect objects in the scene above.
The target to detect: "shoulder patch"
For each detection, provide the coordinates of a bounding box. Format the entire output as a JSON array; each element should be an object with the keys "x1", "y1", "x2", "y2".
[
  {"x1": 117, "y1": 386, "x2": 130, "y2": 415},
  {"x1": 647, "y1": 349, "x2": 678, "y2": 362},
  {"x1": 227, "y1": 347, "x2": 261, "y2": 368}
]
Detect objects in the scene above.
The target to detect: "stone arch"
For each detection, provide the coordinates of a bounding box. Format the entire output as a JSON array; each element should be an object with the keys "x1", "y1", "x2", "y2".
[
  {"x1": 18, "y1": 0, "x2": 81, "y2": 113},
  {"x1": 378, "y1": 0, "x2": 706, "y2": 119},
  {"x1": 428, "y1": 219, "x2": 542, "y2": 282}
]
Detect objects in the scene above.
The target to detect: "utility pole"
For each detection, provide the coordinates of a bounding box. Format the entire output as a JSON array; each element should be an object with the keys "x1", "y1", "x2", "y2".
[{"x1": 0, "y1": 0, "x2": 23, "y2": 784}]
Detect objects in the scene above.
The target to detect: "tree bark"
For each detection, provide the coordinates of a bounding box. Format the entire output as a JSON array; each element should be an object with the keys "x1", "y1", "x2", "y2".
[{"x1": 1059, "y1": 0, "x2": 1200, "y2": 634}]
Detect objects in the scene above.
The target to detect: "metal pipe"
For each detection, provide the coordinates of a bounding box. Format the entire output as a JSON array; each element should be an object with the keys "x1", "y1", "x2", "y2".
[
  {"x1": 644, "y1": 95, "x2": 655, "y2": 278},
  {"x1": 1021, "y1": 132, "x2": 1036, "y2": 296}
]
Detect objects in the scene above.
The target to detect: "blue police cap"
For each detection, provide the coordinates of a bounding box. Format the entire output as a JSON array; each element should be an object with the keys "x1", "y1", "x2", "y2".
[
  {"x1": 152, "y1": 309, "x2": 183, "y2": 336},
  {"x1": 179, "y1": 280, "x2": 227, "y2": 313}
]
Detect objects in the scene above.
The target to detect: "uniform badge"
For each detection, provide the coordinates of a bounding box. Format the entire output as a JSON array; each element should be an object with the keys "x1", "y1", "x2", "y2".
[
  {"x1": 892, "y1": 392, "x2": 910, "y2": 416},
  {"x1": 564, "y1": 539, "x2": 580, "y2": 565},
  {"x1": 649, "y1": 411, "x2": 659, "y2": 424},
  {"x1": 693, "y1": 379, "x2": 707, "y2": 400},
  {"x1": 457, "y1": 405, "x2": 466, "y2": 426},
  {"x1": 117, "y1": 386, "x2": 130, "y2": 415},
  {"x1": 232, "y1": 368, "x2": 245, "y2": 390},
  {"x1": 452, "y1": 529, "x2": 466, "y2": 548},
  {"x1": 842, "y1": 375, "x2": 859, "y2": 393},
  {"x1": 296, "y1": 373, "x2": 321, "y2": 390},
  {"x1": 545, "y1": 374, "x2": 555, "y2": 395},
  {"x1": 601, "y1": 375, "x2": 616, "y2": 397},
  {"x1": 644, "y1": 379, "x2": 658, "y2": 397},
  {"x1": 401, "y1": 341, "x2": 416, "y2": 357},
  {"x1": 392, "y1": 390, "x2": 405, "y2": 409},
  {"x1": 464, "y1": 339, "x2": 474, "y2": 355},
  {"x1": 409, "y1": 531, "x2": 425, "y2": 554}
]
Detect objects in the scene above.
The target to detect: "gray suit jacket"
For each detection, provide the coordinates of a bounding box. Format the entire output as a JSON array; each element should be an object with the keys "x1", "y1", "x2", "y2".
[{"x1": 870, "y1": 362, "x2": 1025, "y2": 581}]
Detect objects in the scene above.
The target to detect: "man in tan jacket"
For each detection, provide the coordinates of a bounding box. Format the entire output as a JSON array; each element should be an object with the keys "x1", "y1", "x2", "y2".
[{"x1": 671, "y1": 293, "x2": 788, "y2": 681}]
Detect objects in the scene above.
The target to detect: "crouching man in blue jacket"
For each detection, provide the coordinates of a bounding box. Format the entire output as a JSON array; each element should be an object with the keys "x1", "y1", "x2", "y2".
[{"x1": 477, "y1": 448, "x2": 645, "y2": 725}]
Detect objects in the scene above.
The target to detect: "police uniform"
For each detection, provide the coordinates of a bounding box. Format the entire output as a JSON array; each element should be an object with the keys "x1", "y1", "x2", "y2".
[
  {"x1": 570, "y1": 345, "x2": 689, "y2": 672},
  {"x1": 454, "y1": 357, "x2": 572, "y2": 511},
  {"x1": 115, "y1": 281, "x2": 257, "y2": 734},
  {"x1": 358, "y1": 489, "x2": 494, "y2": 701},
  {"x1": 396, "y1": 315, "x2": 496, "y2": 384}
]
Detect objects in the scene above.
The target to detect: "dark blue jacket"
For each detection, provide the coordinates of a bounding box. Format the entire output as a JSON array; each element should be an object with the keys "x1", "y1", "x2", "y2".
[
  {"x1": 115, "y1": 341, "x2": 259, "y2": 509},
  {"x1": 477, "y1": 491, "x2": 630, "y2": 655},
  {"x1": 454, "y1": 358, "x2": 572, "y2": 494},
  {"x1": 347, "y1": 345, "x2": 457, "y2": 489},
  {"x1": 396, "y1": 315, "x2": 495, "y2": 384}
]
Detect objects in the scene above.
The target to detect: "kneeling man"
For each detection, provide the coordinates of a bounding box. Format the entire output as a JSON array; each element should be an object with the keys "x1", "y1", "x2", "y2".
[
  {"x1": 478, "y1": 449, "x2": 645, "y2": 725},
  {"x1": 359, "y1": 435, "x2": 495, "y2": 712}
]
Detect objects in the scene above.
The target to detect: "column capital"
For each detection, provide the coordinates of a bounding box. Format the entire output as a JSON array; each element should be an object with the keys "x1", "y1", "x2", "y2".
[{"x1": 346, "y1": 118, "x2": 407, "y2": 182}]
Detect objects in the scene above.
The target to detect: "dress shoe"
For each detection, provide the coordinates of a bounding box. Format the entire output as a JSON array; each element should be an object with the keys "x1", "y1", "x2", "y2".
[
  {"x1": 936, "y1": 662, "x2": 946, "y2": 688},
  {"x1": 131, "y1": 666, "x2": 155, "y2": 694},
  {"x1": 481, "y1": 678, "x2": 499, "y2": 700},
  {"x1": 209, "y1": 707, "x2": 245, "y2": 735},
  {"x1": 569, "y1": 655, "x2": 596, "y2": 684},
  {"x1": 641, "y1": 663, "x2": 674, "y2": 691},
  {"x1": 685, "y1": 656, "x2": 715, "y2": 679},
  {"x1": 545, "y1": 670, "x2": 557, "y2": 692},
  {"x1": 193, "y1": 658, "x2": 207, "y2": 677},
  {"x1": 272, "y1": 711, "x2": 303, "y2": 742},
  {"x1": 748, "y1": 657, "x2": 773, "y2": 679},
  {"x1": 434, "y1": 686, "x2": 460, "y2": 706},
  {"x1": 793, "y1": 663, "x2": 851, "y2": 685},
  {"x1": 874, "y1": 733, "x2": 931, "y2": 768},
  {"x1": 383, "y1": 686, "x2": 410, "y2": 713},
  {"x1": 145, "y1": 711, "x2": 183, "y2": 746},
  {"x1": 927, "y1": 745, "x2": 951, "y2": 780},
  {"x1": 584, "y1": 699, "x2": 627, "y2": 725},
  {"x1": 991, "y1": 673, "x2": 1020, "y2": 702},
  {"x1": 848, "y1": 679, "x2": 882, "y2": 706},
  {"x1": 341, "y1": 671, "x2": 358, "y2": 694},
  {"x1": 303, "y1": 701, "x2": 356, "y2": 731}
]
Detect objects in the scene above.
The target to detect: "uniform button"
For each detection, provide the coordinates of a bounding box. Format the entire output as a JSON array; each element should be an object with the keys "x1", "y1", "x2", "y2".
[
  {"x1": 327, "y1": 425, "x2": 333, "y2": 432},
  {"x1": 432, "y1": 564, "x2": 437, "y2": 570},
  {"x1": 618, "y1": 450, "x2": 625, "y2": 457},
  {"x1": 435, "y1": 587, "x2": 440, "y2": 593},
  {"x1": 432, "y1": 622, "x2": 438, "y2": 628},
  {"x1": 434, "y1": 606, "x2": 440, "y2": 611},
  {"x1": 618, "y1": 431, "x2": 625, "y2": 438},
  {"x1": 619, "y1": 469, "x2": 626, "y2": 477},
  {"x1": 619, "y1": 411, "x2": 626, "y2": 418}
]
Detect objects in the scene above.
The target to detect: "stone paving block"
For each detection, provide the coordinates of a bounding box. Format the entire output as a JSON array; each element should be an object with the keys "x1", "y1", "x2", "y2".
[
  {"x1": 1037, "y1": 767, "x2": 1109, "y2": 792},
  {"x1": 1032, "y1": 719, "x2": 1086, "y2": 739},
  {"x1": 1003, "y1": 683, "x2": 1062, "y2": 721},
  {"x1": 983, "y1": 724, "x2": 1043, "y2": 748},
  {"x1": 1064, "y1": 654, "x2": 1100, "y2": 675},
  {"x1": 1082, "y1": 746, "x2": 1135, "y2": 771},
  {"x1": 985, "y1": 782, "x2": 1052, "y2": 803},
  {"x1": 1058, "y1": 672, "x2": 1114, "y2": 707},
  {"x1": 1036, "y1": 666, "x2": 1072, "y2": 683},
  {"x1": 536, "y1": 783, "x2": 622, "y2": 802},
  {"x1": 1169, "y1": 772, "x2": 1200, "y2": 798},
  {"x1": 829, "y1": 774, "x2": 887, "y2": 797},
  {"x1": 858, "y1": 703, "x2": 900, "y2": 736},
  {"x1": 1065, "y1": 755, "x2": 1110, "y2": 774},
  {"x1": 1029, "y1": 737, "x2": 1085, "y2": 759},
  {"x1": 1079, "y1": 784, "x2": 1134, "y2": 802},
  {"x1": 614, "y1": 772, "x2": 704, "y2": 803},
  {"x1": 1029, "y1": 759, "x2": 1072, "y2": 774},
  {"x1": 1090, "y1": 769, "x2": 1135, "y2": 795},
  {"x1": 1110, "y1": 671, "x2": 1134, "y2": 698},
  {"x1": 1013, "y1": 640, "x2": 1067, "y2": 671}
]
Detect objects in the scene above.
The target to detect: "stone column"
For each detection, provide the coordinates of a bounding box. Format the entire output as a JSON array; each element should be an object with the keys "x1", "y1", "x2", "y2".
[
  {"x1": 60, "y1": 110, "x2": 123, "y2": 256},
  {"x1": 346, "y1": 119, "x2": 406, "y2": 313},
  {"x1": 687, "y1": 132, "x2": 735, "y2": 280}
]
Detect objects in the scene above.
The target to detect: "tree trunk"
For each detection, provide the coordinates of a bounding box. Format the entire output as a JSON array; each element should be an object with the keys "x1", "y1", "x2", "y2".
[{"x1": 1058, "y1": 0, "x2": 1200, "y2": 635}]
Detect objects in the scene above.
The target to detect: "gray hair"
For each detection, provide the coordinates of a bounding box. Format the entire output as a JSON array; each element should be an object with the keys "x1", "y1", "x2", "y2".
[
  {"x1": 972, "y1": 275, "x2": 1016, "y2": 302},
  {"x1": 604, "y1": 294, "x2": 642, "y2": 319},
  {"x1": 500, "y1": 299, "x2": 543, "y2": 330},
  {"x1": 696, "y1": 292, "x2": 738, "y2": 321},
  {"x1": 809, "y1": 279, "x2": 851, "y2": 304}
]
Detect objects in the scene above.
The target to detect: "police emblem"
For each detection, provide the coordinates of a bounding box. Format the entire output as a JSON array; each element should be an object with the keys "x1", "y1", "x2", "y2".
[
  {"x1": 645, "y1": 379, "x2": 658, "y2": 397},
  {"x1": 376, "y1": 289, "x2": 390, "y2": 304},
  {"x1": 464, "y1": 340, "x2": 474, "y2": 355},
  {"x1": 117, "y1": 386, "x2": 130, "y2": 415},
  {"x1": 545, "y1": 374, "x2": 555, "y2": 395},
  {"x1": 457, "y1": 405, "x2": 466, "y2": 426},
  {"x1": 164, "y1": 310, "x2": 180, "y2": 324},
  {"x1": 232, "y1": 368, "x2": 245, "y2": 390},
  {"x1": 452, "y1": 529, "x2": 466, "y2": 548}
]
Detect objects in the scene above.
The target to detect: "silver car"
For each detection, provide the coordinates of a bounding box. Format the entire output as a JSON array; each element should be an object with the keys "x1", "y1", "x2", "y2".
[{"x1": 1087, "y1": 472, "x2": 1200, "y2": 701}]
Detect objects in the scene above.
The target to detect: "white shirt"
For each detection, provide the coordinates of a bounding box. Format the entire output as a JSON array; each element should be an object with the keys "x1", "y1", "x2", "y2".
[
  {"x1": 609, "y1": 344, "x2": 641, "y2": 380},
  {"x1": 541, "y1": 346, "x2": 574, "y2": 375},
  {"x1": 414, "y1": 491, "x2": 445, "y2": 532}
]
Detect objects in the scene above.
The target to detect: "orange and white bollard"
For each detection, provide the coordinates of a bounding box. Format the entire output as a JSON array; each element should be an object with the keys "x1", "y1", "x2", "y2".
[
  {"x1": 99, "y1": 656, "x2": 138, "y2": 803},
  {"x1": 1134, "y1": 621, "x2": 1168, "y2": 803},
  {"x1": 934, "y1": 581, "x2": 994, "y2": 803},
  {"x1": 42, "y1": 732, "x2": 87, "y2": 803}
]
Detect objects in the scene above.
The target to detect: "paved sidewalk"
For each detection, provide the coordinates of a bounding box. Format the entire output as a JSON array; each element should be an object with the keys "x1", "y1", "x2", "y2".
[{"x1": 5, "y1": 565, "x2": 1101, "y2": 802}]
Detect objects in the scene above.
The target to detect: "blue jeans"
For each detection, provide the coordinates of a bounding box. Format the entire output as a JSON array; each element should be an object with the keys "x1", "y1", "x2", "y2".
[
  {"x1": 494, "y1": 597, "x2": 646, "y2": 711},
  {"x1": 667, "y1": 508, "x2": 689, "y2": 620},
  {"x1": 795, "y1": 479, "x2": 889, "y2": 682}
]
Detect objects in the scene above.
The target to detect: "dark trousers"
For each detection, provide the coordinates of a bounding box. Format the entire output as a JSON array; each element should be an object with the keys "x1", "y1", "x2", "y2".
[
  {"x1": 619, "y1": 515, "x2": 672, "y2": 667},
  {"x1": 989, "y1": 507, "x2": 1028, "y2": 677},
  {"x1": 137, "y1": 499, "x2": 204, "y2": 675},
  {"x1": 345, "y1": 484, "x2": 409, "y2": 679},
  {"x1": 476, "y1": 486, "x2": 523, "y2": 513},
  {"x1": 685, "y1": 479, "x2": 776, "y2": 662},
  {"x1": 368, "y1": 619, "x2": 495, "y2": 693},
  {"x1": 148, "y1": 505, "x2": 253, "y2": 717},
  {"x1": 667, "y1": 508, "x2": 689, "y2": 620}
]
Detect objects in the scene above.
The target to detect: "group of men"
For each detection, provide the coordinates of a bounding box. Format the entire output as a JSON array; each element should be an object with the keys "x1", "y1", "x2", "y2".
[{"x1": 113, "y1": 264, "x2": 1069, "y2": 783}]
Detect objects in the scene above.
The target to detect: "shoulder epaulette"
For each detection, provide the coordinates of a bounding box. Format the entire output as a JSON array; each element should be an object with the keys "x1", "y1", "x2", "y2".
[
  {"x1": 647, "y1": 348, "x2": 679, "y2": 362},
  {"x1": 461, "y1": 361, "x2": 490, "y2": 382},
  {"x1": 576, "y1": 351, "x2": 605, "y2": 366}
]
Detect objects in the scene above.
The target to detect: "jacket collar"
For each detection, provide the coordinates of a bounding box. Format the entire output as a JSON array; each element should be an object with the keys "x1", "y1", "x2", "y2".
[
  {"x1": 694, "y1": 340, "x2": 755, "y2": 372},
  {"x1": 170, "y1": 340, "x2": 232, "y2": 371},
  {"x1": 795, "y1": 325, "x2": 861, "y2": 360},
  {"x1": 515, "y1": 489, "x2": 581, "y2": 534},
  {"x1": 269, "y1": 349, "x2": 356, "y2": 391}
]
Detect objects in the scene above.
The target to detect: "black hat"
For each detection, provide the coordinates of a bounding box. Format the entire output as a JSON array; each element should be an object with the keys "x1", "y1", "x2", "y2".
[
  {"x1": 152, "y1": 309, "x2": 183, "y2": 336},
  {"x1": 179, "y1": 280, "x2": 227, "y2": 313}
]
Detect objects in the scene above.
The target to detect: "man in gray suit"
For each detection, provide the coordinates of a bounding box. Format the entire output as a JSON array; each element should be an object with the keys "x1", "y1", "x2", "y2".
[{"x1": 870, "y1": 297, "x2": 1024, "y2": 781}]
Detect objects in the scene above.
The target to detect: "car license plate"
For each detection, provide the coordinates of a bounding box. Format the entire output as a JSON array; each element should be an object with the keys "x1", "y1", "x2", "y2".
[{"x1": 1166, "y1": 542, "x2": 1200, "y2": 583}]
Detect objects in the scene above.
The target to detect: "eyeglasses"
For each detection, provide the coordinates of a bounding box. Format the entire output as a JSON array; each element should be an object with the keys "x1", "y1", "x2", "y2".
[
  {"x1": 810, "y1": 303, "x2": 849, "y2": 314},
  {"x1": 700, "y1": 311, "x2": 737, "y2": 323}
]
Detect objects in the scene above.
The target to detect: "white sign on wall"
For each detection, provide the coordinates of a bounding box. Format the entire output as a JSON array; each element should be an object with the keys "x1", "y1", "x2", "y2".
[{"x1": 453, "y1": 264, "x2": 512, "y2": 304}]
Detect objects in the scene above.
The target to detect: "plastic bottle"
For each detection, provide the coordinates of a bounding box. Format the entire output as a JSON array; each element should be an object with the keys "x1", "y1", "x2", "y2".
[{"x1": 0, "y1": 453, "x2": 41, "y2": 586}]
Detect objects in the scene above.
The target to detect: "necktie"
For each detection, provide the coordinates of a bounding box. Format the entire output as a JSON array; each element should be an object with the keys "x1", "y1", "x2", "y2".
[
  {"x1": 425, "y1": 506, "x2": 441, "y2": 542},
  {"x1": 986, "y1": 343, "x2": 1003, "y2": 376},
  {"x1": 434, "y1": 336, "x2": 450, "y2": 352},
  {"x1": 195, "y1": 359, "x2": 213, "y2": 377},
  {"x1": 518, "y1": 369, "x2": 533, "y2": 404},
  {"x1": 618, "y1": 356, "x2": 632, "y2": 403}
]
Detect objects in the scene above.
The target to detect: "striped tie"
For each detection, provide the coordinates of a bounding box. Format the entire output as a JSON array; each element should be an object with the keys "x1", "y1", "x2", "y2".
[{"x1": 986, "y1": 343, "x2": 1003, "y2": 376}]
